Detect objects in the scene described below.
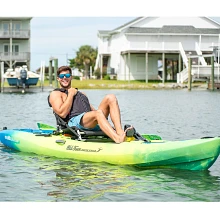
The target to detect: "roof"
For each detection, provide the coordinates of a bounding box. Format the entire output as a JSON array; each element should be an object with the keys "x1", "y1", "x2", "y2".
[
  {"x1": 111, "y1": 17, "x2": 144, "y2": 31},
  {"x1": 0, "y1": 17, "x2": 32, "y2": 20},
  {"x1": 98, "y1": 17, "x2": 220, "y2": 37},
  {"x1": 124, "y1": 26, "x2": 220, "y2": 34},
  {"x1": 98, "y1": 17, "x2": 144, "y2": 36}
]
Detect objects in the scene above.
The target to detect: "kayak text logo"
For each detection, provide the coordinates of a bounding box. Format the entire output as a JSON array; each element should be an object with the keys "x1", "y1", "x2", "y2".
[
  {"x1": 66, "y1": 145, "x2": 103, "y2": 152},
  {"x1": 4, "y1": 135, "x2": 20, "y2": 143}
]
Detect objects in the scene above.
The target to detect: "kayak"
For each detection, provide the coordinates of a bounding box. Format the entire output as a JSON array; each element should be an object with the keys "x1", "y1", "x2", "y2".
[{"x1": 0, "y1": 124, "x2": 220, "y2": 171}]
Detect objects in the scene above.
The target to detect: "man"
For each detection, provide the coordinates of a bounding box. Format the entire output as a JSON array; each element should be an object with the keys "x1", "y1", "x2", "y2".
[{"x1": 48, "y1": 66, "x2": 133, "y2": 143}]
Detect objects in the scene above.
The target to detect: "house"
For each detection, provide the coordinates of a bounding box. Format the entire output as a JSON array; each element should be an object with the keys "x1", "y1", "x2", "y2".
[
  {"x1": 95, "y1": 17, "x2": 220, "y2": 82},
  {"x1": 0, "y1": 17, "x2": 32, "y2": 72}
]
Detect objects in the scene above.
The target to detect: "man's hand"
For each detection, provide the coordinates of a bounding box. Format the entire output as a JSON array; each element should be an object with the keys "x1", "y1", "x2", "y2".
[{"x1": 68, "y1": 88, "x2": 78, "y2": 97}]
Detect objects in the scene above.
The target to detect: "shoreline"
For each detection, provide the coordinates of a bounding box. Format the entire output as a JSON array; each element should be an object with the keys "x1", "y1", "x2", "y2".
[{"x1": 0, "y1": 82, "x2": 210, "y2": 93}]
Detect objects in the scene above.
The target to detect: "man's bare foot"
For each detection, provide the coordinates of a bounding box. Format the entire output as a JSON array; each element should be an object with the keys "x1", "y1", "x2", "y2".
[
  {"x1": 115, "y1": 132, "x2": 126, "y2": 144},
  {"x1": 115, "y1": 126, "x2": 134, "y2": 144}
]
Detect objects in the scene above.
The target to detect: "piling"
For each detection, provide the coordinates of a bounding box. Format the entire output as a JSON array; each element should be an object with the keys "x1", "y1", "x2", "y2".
[
  {"x1": 0, "y1": 62, "x2": 4, "y2": 93},
  {"x1": 54, "y1": 58, "x2": 58, "y2": 88},
  {"x1": 210, "y1": 56, "x2": 215, "y2": 91},
  {"x1": 187, "y1": 57, "x2": 192, "y2": 91},
  {"x1": 49, "y1": 60, "x2": 53, "y2": 86}
]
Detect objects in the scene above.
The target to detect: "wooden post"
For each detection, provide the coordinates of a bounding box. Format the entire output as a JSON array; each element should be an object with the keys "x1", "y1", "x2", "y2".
[
  {"x1": 178, "y1": 54, "x2": 182, "y2": 73},
  {"x1": 128, "y1": 52, "x2": 130, "y2": 83},
  {"x1": 100, "y1": 54, "x2": 103, "y2": 80},
  {"x1": 54, "y1": 58, "x2": 58, "y2": 88},
  {"x1": 49, "y1": 60, "x2": 53, "y2": 86},
  {"x1": 0, "y1": 63, "x2": 1, "y2": 93},
  {"x1": 0, "y1": 62, "x2": 4, "y2": 93},
  {"x1": 162, "y1": 53, "x2": 165, "y2": 83},
  {"x1": 40, "y1": 61, "x2": 45, "y2": 92},
  {"x1": 124, "y1": 54, "x2": 126, "y2": 81},
  {"x1": 9, "y1": 21, "x2": 12, "y2": 69},
  {"x1": 188, "y1": 57, "x2": 192, "y2": 91},
  {"x1": 210, "y1": 56, "x2": 214, "y2": 91},
  {"x1": 145, "y1": 52, "x2": 148, "y2": 83}
]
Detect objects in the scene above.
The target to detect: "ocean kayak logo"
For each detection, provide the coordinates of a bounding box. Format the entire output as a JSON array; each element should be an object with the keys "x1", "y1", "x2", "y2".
[
  {"x1": 5, "y1": 135, "x2": 20, "y2": 143},
  {"x1": 66, "y1": 145, "x2": 103, "y2": 152}
]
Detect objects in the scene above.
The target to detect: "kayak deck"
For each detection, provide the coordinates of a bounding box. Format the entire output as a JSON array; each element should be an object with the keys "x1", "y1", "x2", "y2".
[{"x1": 0, "y1": 129, "x2": 220, "y2": 171}]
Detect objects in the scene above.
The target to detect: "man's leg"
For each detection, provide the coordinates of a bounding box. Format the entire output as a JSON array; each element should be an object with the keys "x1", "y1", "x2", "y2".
[
  {"x1": 81, "y1": 109, "x2": 126, "y2": 143},
  {"x1": 80, "y1": 94, "x2": 132, "y2": 143},
  {"x1": 97, "y1": 94, "x2": 124, "y2": 135}
]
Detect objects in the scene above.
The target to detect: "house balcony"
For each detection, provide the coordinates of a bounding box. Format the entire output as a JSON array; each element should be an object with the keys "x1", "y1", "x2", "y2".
[
  {"x1": 0, "y1": 52, "x2": 30, "y2": 61},
  {"x1": 122, "y1": 41, "x2": 206, "y2": 53},
  {"x1": 0, "y1": 30, "x2": 30, "y2": 39},
  {"x1": 99, "y1": 41, "x2": 214, "y2": 54}
]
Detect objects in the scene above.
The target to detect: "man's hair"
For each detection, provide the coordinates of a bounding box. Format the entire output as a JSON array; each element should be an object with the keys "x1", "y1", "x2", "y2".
[{"x1": 57, "y1": 66, "x2": 72, "y2": 75}]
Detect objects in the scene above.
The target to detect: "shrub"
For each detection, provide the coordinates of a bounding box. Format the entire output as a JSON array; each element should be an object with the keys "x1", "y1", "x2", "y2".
[
  {"x1": 73, "y1": 76, "x2": 80, "y2": 80},
  {"x1": 104, "y1": 75, "x2": 111, "y2": 80}
]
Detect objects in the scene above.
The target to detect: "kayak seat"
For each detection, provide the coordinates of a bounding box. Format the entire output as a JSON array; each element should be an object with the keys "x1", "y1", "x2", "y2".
[
  {"x1": 51, "y1": 112, "x2": 110, "y2": 140},
  {"x1": 53, "y1": 112, "x2": 149, "y2": 142},
  {"x1": 61, "y1": 126, "x2": 109, "y2": 139}
]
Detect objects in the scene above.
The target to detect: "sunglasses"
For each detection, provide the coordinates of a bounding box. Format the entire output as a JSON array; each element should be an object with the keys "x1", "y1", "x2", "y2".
[{"x1": 58, "y1": 73, "x2": 71, "y2": 79}]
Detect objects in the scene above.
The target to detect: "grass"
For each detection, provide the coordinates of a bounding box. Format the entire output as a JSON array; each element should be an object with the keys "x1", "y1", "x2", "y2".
[{"x1": 1, "y1": 79, "x2": 207, "y2": 90}]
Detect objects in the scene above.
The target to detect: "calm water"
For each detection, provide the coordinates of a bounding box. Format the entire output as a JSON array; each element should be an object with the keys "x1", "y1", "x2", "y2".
[{"x1": 0, "y1": 88, "x2": 220, "y2": 203}]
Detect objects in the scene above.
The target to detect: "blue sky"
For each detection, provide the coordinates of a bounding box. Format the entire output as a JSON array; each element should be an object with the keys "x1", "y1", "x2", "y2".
[
  {"x1": 2, "y1": 0, "x2": 220, "y2": 72},
  {"x1": 30, "y1": 16, "x2": 220, "y2": 71},
  {"x1": 30, "y1": 17, "x2": 135, "y2": 71}
]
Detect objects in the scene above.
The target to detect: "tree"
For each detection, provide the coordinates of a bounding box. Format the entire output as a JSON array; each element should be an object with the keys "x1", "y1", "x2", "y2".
[
  {"x1": 74, "y1": 45, "x2": 97, "y2": 79},
  {"x1": 68, "y1": 58, "x2": 78, "y2": 69}
]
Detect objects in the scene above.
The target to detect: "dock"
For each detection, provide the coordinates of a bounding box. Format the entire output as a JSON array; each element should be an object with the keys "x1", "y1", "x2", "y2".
[
  {"x1": 0, "y1": 86, "x2": 54, "y2": 93},
  {"x1": 208, "y1": 82, "x2": 220, "y2": 90}
]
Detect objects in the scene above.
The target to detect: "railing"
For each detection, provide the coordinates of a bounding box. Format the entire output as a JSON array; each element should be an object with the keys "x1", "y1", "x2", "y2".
[
  {"x1": 99, "y1": 41, "x2": 183, "y2": 54},
  {"x1": 0, "y1": 52, "x2": 30, "y2": 61},
  {"x1": 179, "y1": 42, "x2": 188, "y2": 69},
  {"x1": 195, "y1": 42, "x2": 207, "y2": 66},
  {"x1": 127, "y1": 41, "x2": 180, "y2": 51},
  {"x1": 99, "y1": 39, "x2": 217, "y2": 54},
  {"x1": 177, "y1": 68, "x2": 188, "y2": 83},
  {"x1": 0, "y1": 30, "x2": 30, "y2": 38},
  {"x1": 177, "y1": 65, "x2": 220, "y2": 83}
]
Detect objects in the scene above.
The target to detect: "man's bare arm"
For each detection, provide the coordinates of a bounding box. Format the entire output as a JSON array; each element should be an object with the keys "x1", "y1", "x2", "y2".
[{"x1": 49, "y1": 88, "x2": 77, "y2": 118}]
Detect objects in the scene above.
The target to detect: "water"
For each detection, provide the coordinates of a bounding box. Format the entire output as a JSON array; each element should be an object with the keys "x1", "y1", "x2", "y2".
[{"x1": 0, "y1": 89, "x2": 220, "y2": 204}]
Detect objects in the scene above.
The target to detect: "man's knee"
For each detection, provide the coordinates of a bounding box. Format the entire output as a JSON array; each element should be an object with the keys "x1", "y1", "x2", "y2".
[
  {"x1": 104, "y1": 94, "x2": 117, "y2": 104},
  {"x1": 96, "y1": 109, "x2": 104, "y2": 117}
]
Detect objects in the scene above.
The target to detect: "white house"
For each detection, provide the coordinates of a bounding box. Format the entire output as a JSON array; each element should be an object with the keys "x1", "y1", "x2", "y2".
[
  {"x1": 0, "y1": 17, "x2": 32, "y2": 72},
  {"x1": 95, "y1": 17, "x2": 220, "y2": 82}
]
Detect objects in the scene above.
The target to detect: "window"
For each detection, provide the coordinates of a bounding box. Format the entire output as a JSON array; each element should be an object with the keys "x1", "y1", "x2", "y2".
[
  {"x1": 4, "y1": 44, "x2": 19, "y2": 56},
  {"x1": 4, "y1": 45, "x2": 9, "y2": 55},
  {"x1": 14, "y1": 45, "x2": 19, "y2": 55},
  {"x1": 3, "y1": 23, "x2": 9, "y2": 35},
  {"x1": 13, "y1": 22, "x2": 21, "y2": 36}
]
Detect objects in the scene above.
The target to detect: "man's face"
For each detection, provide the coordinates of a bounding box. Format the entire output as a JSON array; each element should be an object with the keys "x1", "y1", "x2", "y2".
[{"x1": 57, "y1": 71, "x2": 72, "y2": 88}]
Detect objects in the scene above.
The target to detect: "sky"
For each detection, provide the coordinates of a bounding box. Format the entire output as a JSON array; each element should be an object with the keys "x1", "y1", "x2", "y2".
[
  {"x1": 30, "y1": 17, "x2": 135, "y2": 71},
  {"x1": 2, "y1": 0, "x2": 220, "y2": 72},
  {"x1": 30, "y1": 16, "x2": 220, "y2": 71}
]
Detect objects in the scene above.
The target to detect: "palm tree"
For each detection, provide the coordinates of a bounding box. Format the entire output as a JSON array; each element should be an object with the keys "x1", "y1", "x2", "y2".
[{"x1": 74, "y1": 45, "x2": 97, "y2": 79}]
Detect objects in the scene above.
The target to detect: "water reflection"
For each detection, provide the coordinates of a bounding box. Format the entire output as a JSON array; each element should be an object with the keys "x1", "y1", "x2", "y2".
[
  {"x1": 1, "y1": 89, "x2": 220, "y2": 201},
  {"x1": 31, "y1": 155, "x2": 220, "y2": 202},
  {"x1": 132, "y1": 168, "x2": 220, "y2": 201}
]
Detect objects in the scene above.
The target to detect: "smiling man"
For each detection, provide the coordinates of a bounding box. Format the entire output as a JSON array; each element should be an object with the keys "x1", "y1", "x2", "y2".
[{"x1": 48, "y1": 65, "x2": 134, "y2": 143}]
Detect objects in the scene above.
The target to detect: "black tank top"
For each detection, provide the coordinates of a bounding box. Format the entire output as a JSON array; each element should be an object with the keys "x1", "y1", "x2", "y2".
[{"x1": 48, "y1": 88, "x2": 91, "y2": 122}]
